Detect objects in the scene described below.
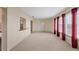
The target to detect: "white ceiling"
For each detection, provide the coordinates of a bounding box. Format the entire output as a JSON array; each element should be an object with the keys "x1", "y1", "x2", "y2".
[{"x1": 20, "y1": 7, "x2": 65, "y2": 19}]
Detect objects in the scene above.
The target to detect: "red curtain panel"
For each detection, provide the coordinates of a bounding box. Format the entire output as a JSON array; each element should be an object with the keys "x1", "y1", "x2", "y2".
[
  {"x1": 62, "y1": 14, "x2": 65, "y2": 40},
  {"x1": 71, "y1": 8, "x2": 78, "y2": 48},
  {"x1": 54, "y1": 18, "x2": 56, "y2": 34},
  {"x1": 57, "y1": 16, "x2": 60, "y2": 37}
]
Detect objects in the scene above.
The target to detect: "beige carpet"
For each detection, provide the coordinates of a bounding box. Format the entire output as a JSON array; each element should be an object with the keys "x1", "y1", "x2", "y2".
[{"x1": 11, "y1": 32, "x2": 78, "y2": 51}]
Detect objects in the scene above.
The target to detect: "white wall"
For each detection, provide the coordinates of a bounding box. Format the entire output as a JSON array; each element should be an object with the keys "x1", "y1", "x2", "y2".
[
  {"x1": 32, "y1": 20, "x2": 45, "y2": 32},
  {"x1": 7, "y1": 7, "x2": 32, "y2": 50},
  {"x1": 44, "y1": 19, "x2": 54, "y2": 33},
  {"x1": 32, "y1": 19, "x2": 54, "y2": 33}
]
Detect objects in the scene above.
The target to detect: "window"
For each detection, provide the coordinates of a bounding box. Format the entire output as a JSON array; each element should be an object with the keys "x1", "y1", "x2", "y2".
[
  {"x1": 77, "y1": 8, "x2": 79, "y2": 39},
  {"x1": 59, "y1": 17, "x2": 62, "y2": 33},
  {"x1": 65, "y1": 12, "x2": 72, "y2": 36},
  {"x1": 20, "y1": 17, "x2": 26, "y2": 31},
  {"x1": 56, "y1": 19, "x2": 57, "y2": 34}
]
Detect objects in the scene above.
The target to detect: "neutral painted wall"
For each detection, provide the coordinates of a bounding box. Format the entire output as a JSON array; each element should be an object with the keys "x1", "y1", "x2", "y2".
[
  {"x1": 44, "y1": 19, "x2": 54, "y2": 33},
  {"x1": 32, "y1": 20, "x2": 45, "y2": 32},
  {"x1": 7, "y1": 7, "x2": 32, "y2": 50},
  {"x1": 32, "y1": 19, "x2": 54, "y2": 33}
]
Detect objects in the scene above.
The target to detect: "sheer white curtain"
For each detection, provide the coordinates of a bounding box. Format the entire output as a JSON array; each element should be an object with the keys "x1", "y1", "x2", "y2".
[
  {"x1": 65, "y1": 12, "x2": 72, "y2": 36},
  {"x1": 59, "y1": 17, "x2": 62, "y2": 33},
  {"x1": 77, "y1": 8, "x2": 79, "y2": 39}
]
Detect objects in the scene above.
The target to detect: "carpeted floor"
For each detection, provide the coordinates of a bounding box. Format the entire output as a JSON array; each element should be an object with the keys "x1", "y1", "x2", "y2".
[{"x1": 11, "y1": 32, "x2": 78, "y2": 51}]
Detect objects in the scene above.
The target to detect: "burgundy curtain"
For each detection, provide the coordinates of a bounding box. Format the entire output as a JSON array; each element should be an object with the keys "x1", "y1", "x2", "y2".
[
  {"x1": 62, "y1": 14, "x2": 65, "y2": 40},
  {"x1": 71, "y1": 8, "x2": 78, "y2": 48},
  {"x1": 57, "y1": 17, "x2": 60, "y2": 37},
  {"x1": 54, "y1": 18, "x2": 56, "y2": 34}
]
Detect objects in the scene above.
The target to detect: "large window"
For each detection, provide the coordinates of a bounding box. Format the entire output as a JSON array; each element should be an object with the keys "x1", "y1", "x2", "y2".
[
  {"x1": 65, "y1": 12, "x2": 72, "y2": 36},
  {"x1": 56, "y1": 19, "x2": 57, "y2": 34},
  {"x1": 77, "y1": 8, "x2": 79, "y2": 39},
  {"x1": 59, "y1": 17, "x2": 62, "y2": 33}
]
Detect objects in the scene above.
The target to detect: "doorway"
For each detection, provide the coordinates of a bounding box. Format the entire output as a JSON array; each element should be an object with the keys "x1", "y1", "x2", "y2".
[{"x1": 31, "y1": 20, "x2": 33, "y2": 33}]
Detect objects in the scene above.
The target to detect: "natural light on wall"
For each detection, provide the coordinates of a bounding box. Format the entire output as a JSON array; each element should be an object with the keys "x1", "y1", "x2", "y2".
[{"x1": 65, "y1": 12, "x2": 72, "y2": 36}]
